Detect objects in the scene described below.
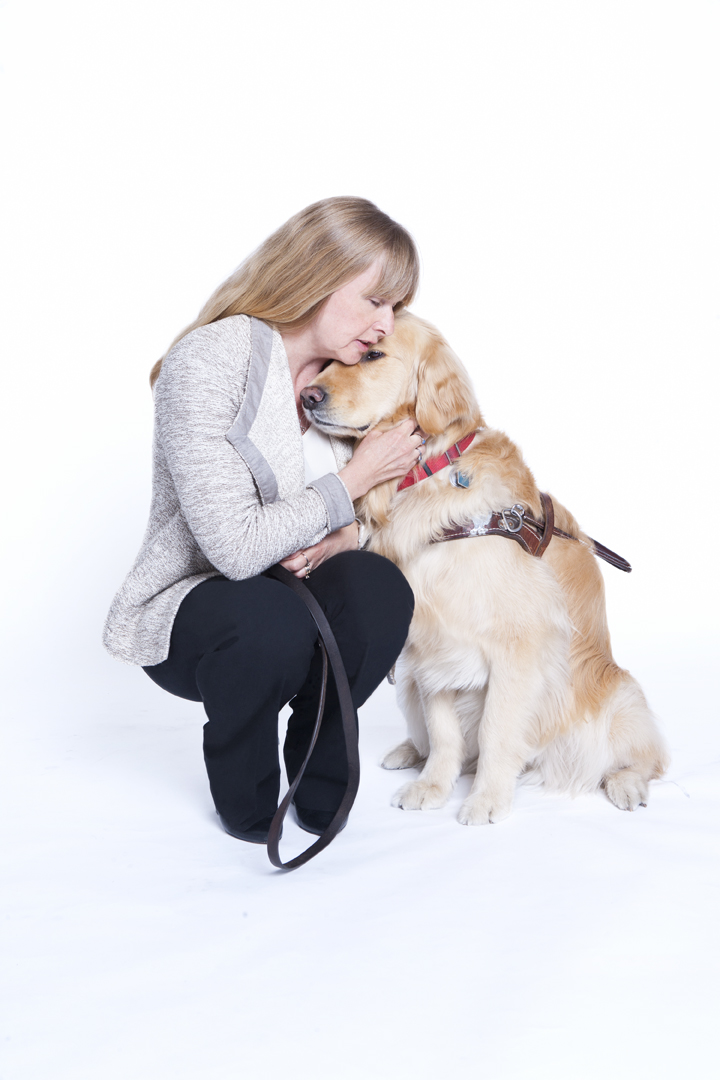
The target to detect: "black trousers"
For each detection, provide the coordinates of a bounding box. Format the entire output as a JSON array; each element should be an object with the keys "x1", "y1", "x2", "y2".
[{"x1": 144, "y1": 551, "x2": 414, "y2": 831}]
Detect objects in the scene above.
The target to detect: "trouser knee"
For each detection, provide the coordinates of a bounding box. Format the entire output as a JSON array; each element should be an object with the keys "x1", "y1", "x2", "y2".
[
  {"x1": 307, "y1": 551, "x2": 414, "y2": 697},
  {"x1": 194, "y1": 583, "x2": 318, "y2": 719}
]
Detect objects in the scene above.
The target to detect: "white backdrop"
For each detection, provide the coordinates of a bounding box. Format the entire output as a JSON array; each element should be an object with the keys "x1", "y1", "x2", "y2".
[{"x1": 2, "y1": 3, "x2": 719, "y2": 1078}]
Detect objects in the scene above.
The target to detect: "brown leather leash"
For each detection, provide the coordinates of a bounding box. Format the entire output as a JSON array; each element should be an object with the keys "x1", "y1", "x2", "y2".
[
  {"x1": 436, "y1": 492, "x2": 631, "y2": 572},
  {"x1": 263, "y1": 564, "x2": 360, "y2": 871}
]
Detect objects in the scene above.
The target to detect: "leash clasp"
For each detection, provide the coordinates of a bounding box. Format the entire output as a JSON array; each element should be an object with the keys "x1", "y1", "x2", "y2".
[{"x1": 500, "y1": 504, "x2": 525, "y2": 533}]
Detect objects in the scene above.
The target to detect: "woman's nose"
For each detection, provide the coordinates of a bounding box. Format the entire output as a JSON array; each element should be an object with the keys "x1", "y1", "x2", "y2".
[{"x1": 374, "y1": 304, "x2": 394, "y2": 338}]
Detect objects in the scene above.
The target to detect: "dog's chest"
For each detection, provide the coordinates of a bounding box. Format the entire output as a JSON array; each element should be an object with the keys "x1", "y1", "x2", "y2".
[
  {"x1": 403, "y1": 632, "x2": 491, "y2": 694},
  {"x1": 398, "y1": 546, "x2": 498, "y2": 690}
]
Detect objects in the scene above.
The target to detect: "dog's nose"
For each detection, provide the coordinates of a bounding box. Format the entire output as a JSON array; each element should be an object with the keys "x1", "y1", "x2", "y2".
[{"x1": 300, "y1": 386, "x2": 326, "y2": 410}]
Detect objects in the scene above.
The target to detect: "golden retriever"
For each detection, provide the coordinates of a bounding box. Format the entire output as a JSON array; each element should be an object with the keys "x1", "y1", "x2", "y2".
[{"x1": 303, "y1": 312, "x2": 669, "y2": 824}]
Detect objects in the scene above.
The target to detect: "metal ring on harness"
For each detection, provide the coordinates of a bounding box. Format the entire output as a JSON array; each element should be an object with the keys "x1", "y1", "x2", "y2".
[{"x1": 500, "y1": 504, "x2": 525, "y2": 533}]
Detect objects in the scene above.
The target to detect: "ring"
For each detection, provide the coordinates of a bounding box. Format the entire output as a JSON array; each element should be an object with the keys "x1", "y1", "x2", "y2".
[{"x1": 303, "y1": 552, "x2": 311, "y2": 578}]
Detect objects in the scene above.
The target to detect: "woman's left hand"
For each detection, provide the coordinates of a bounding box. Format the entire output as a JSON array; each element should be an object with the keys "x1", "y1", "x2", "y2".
[{"x1": 279, "y1": 520, "x2": 359, "y2": 579}]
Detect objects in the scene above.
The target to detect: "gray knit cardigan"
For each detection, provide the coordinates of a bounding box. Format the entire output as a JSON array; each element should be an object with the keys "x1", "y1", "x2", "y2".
[{"x1": 103, "y1": 315, "x2": 355, "y2": 666}]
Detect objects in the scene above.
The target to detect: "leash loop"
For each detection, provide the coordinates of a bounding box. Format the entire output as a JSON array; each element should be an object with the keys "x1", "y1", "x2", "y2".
[{"x1": 263, "y1": 564, "x2": 360, "y2": 871}]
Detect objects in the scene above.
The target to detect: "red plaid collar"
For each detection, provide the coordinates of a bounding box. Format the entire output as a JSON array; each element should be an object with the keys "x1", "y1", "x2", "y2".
[{"x1": 397, "y1": 433, "x2": 476, "y2": 491}]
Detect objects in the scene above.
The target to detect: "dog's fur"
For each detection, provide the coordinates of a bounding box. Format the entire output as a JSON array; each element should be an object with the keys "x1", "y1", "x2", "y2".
[{"x1": 306, "y1": 312, "x2": 669, "y2": 824}]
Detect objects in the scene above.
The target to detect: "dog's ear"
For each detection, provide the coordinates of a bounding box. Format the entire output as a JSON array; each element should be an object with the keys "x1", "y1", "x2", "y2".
[{"x1": 414, "y1": 330, "x2": 480, "y2": 436}]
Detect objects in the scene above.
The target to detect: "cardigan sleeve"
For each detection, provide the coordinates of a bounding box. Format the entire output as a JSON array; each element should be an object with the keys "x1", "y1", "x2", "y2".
[{"x1": 153, "y1": 325, "x2": 353, "y2": 580}]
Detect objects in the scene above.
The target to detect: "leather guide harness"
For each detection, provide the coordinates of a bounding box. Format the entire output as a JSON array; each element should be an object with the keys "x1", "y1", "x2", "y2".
[
  {"x1": 436, "y1": 491, "x2": 632, "y2": 572},
  {"x1": 398, "y1": 433, "x2": 631, "y2": 572},
  {"x1": 264, "y1": 564, "x2": 360, "y2": 871}
]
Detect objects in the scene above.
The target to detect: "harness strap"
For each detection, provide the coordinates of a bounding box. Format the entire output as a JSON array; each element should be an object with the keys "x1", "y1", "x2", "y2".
[
  {"x1": 436, "y1": 493, "x2": 631, "y2": 572},
  {"x1": 263, "y1": 564, "x2": 360, "y2": 870}
]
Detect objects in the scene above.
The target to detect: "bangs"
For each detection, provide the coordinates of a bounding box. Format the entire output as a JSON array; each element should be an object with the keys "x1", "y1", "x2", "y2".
[{"x1": 371, "y1": 234, "x2": 420, "y2": 310}]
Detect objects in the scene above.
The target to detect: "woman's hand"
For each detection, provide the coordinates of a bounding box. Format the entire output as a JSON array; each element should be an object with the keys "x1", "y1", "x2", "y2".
[
  {"x1": 338, "y1": 419, "x2": 423, "y2": 501},
  {"x1": 279, "y1": 520, "x2": 360, "y2": 579}
]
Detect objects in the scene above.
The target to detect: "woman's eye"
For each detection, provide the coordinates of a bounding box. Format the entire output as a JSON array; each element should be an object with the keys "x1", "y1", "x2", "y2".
[
  {"x1": 369, "y1": 298, "x2": 381, "y2": 308},
  {"x1": 363, "y1": 350, "x2": 385, "y2": 361}
]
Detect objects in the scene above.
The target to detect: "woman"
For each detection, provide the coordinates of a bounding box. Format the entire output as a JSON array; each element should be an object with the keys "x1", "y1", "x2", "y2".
[{"x1": 104, "y1": 197, "x2": 423, "y2": 844}]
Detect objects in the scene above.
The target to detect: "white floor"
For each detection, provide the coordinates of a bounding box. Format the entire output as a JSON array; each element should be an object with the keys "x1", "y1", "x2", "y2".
[
  {"x1": 3, "y1": 3, "x2": 718, "y2": 1074},
  {"x1": 2, "y1": 638, "x2": 718, "y2": 1080}
]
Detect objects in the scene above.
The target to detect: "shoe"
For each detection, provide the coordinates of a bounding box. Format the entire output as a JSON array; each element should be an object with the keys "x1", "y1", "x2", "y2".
[
  {"x1": 293, "y1": 803, "x2": 347, "y2": 837},
  {"x1": 216, "y1": 811, "x2": 281, "y2": 844}
]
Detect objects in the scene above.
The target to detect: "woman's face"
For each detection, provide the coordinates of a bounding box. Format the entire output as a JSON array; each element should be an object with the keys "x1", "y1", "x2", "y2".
[{"x1": 311, "y1": 259, "x2": 398, "y2": 366}]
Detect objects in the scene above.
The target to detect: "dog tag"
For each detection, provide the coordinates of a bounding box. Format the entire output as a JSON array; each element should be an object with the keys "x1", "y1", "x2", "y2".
[{"x1": 451, "y1": 472, "x2": 471, "y2": 488}]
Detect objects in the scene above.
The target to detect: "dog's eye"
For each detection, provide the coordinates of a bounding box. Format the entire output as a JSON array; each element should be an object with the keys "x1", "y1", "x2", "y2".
[{"x1": 363, "y1": 350, "x2": 385, "y2": 362}]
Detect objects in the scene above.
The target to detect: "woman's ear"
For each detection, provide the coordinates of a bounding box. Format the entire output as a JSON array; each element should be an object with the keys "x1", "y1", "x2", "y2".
[{"x1": 414, "y1": 332, "x2": 480, "y2": 436}]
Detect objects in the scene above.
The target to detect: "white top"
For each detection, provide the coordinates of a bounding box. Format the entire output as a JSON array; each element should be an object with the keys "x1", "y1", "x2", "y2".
[{"x1": 303, "y1": 424, "x2": 339, "y2": 486}]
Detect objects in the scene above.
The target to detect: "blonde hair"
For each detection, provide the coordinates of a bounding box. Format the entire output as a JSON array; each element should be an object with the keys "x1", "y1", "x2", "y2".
[{"x1": 150, "y1": 196, "x2": 419, "y2": 386}]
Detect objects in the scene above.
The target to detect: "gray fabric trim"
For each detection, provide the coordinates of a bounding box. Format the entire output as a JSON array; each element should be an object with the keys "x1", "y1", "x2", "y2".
[
  {"x1": 230, "y1": 434, "x2": 279, "y2": 505},
  {"x1": 309, "y1": 473, "x2": 355, "y2": 532},
  {"x1": 233, "y1": 317, "x2": 274, "y2": 430},
  {"x1": 225, "y1": 317, "x2": 278, "y2": 504}
]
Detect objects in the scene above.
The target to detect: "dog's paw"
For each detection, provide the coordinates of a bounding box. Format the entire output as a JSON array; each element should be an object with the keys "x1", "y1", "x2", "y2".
[
  {"x1": 391, "y1": 780, "x2": 450, "y2": 810},
  {"x1": 457, "y1": 791, "x2": 513, "y2": 825},
  {"x1": 381, "y1": 739, "x2": 426, "y2": 771},
  {"x1": 604, "y1": 769, "x2": 649, "y2": 811}
]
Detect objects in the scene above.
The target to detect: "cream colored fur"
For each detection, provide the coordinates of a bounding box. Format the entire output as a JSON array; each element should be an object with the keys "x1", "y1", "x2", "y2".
[{"x1": 307, "y1": 312, "x2": 669, "y2": 824}]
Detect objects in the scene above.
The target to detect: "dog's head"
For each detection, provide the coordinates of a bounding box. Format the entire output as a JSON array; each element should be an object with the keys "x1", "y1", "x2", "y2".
[{"x1": 300, "y1": 311, "x2": 483, "y2": 442}]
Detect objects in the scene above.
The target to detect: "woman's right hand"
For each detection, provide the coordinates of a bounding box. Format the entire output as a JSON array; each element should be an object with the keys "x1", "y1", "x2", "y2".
[{"x1": 338, "y1": 419, "x2": 424, "y2": 501}]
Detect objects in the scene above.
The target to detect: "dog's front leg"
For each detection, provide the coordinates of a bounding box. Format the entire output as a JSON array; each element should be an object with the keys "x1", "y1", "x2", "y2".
[
  {"x1": 458, "y1": 670, "x2": 541, "y2": 825},
  {"x1": 392, "y1": 690, "x2": 465, "y2": 811}
]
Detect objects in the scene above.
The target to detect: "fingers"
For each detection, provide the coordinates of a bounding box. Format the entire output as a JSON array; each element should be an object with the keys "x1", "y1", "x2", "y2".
[
  {"x1": 384, "y1": 421, "x2": 424, "y2": 469},
  {"x1": 339, "y1": 420, "x2": 427, "y2": 499},
  {"x1": 397, "y1": 418, "x2": 425, "y2": 450},
  {"x1": 382, "y1": 418, "x2": 423, "y2": 451},
  {"x1": 280, "y1": 524, "x2": 357, "y2": 579},
  {"x1": 283, "y1": 551, "x2": 312, "y2": 579},
  {"x1": 281, "y1": 544, "x2": 323, "y2": 579},
  {"x1": 279, "y1": 551, "x2": 309, "y2": 575},
  {"x1": 366, "y1": 419, "x2": 423, "y2": 456}
]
